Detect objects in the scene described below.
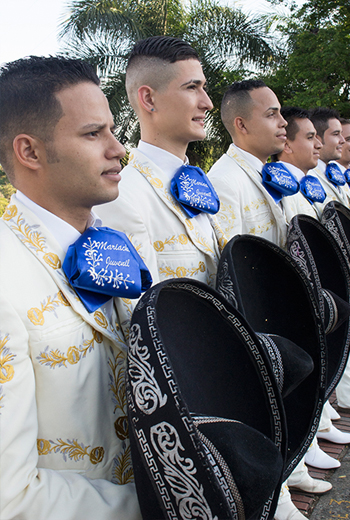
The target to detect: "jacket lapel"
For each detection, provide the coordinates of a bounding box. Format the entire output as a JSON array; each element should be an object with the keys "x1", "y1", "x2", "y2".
[
  {"x1": 227, "y1": 145, "x2": 288, "y2": 241},
  {"x1": 128, "y1": 149, "x2": 223, "y2": 260},
  {"x1": 2, "y1": 195, "x2": 124, "y2": 347}
]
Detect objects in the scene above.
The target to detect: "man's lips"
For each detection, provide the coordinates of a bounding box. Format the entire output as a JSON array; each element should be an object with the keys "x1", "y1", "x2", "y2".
[{"x1": 276, "y1": 133, "x2": 287, "y2": 140}]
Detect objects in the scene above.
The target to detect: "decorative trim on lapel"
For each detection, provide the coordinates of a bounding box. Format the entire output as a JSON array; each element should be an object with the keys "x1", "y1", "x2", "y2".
[
  {"x1": 226, "y1": 145, "x2": 288, "y2": 245},
  {"x1": 312, "y1": 166, "x2": 348, "y2": 205},
  {"x1": 128, "y1": 150, "x2": 221, "y2": 262},
  {"x1": 2, "y1": 196, "x2": 124, "y2": 348}
]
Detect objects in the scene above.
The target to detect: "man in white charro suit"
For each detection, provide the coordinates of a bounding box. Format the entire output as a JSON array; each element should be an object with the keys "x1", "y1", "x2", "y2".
[
  {"x1": 0, "y1": 57, "x2": 141, "y2": 520},
  {"x1": 96, "y1": 36, "x2": 227, "y2": 289}
]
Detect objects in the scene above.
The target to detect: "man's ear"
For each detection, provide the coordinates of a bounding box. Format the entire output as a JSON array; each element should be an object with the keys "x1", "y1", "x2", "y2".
[
  {"x1": 234, "y1": 116, "x2": 248, "y2": 135},
  {"x1": 138, "y1": 85, "x2": 156, "y2": 113},
  {"x1": 12, "y1": 134, "x2": 43, "y2": 170},
  {"x1": 283, "y1": 140, "x2": 293, "y2": 155}
]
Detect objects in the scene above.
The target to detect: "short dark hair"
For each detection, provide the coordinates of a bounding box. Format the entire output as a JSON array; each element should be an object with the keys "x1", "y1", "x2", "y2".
[
  {"x1": 0, "y1": 55, "x2": 100, "y2": 178},
  {"x1": 309, "y1": 107, "x2": 340, "y2": 139},
  {"x1": 127, "y1": 36, "x2": 199, "y2": 69},
  {"x1": 281, "y1": 106, "x2": 310, "y2": 141},
  {"x1": 221, "y1": 79, "x2": 267, "y2": 134},
  {"x1": 340, "y1": 117, "x2": 350, "y2": 126}
]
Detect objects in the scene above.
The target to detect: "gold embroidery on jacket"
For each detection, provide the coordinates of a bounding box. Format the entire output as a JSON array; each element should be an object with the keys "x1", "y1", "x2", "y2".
[
  {"x1": 129, "y1": 155, "x2": 163, "y2": 188},
  {"x1": 27, "y1": 292, "x2": 71, "y2": 326},
  {"x1": 248, "y1": 219, "x2": 276, "y2": 235},
  {"x1": 37, "y1": 329, "x2": 103, "y2": 368},
  {"x1": 159, "y1": 261, "x2": 206, "y2": 279},
  {"x1": 153, "y1": 234, "x2": 189, "y2": 252},
  {"x1": 37, "y1": 438, "x2": 105, "y2": 464},
  {"x1": 112, "y1": 444, "x2": 133, "y2": 484},
  {"x1": 0, "y1": 334, "x2": 15, "y2": 385},
  {"x1": 3, "y1": 205, "x2": 61, "y2": 269}
]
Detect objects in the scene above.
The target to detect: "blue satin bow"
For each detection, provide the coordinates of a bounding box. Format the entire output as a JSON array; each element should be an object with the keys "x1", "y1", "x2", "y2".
[
  {"x1": 299, "y1": 175, "x2": 326, "y2": 205},
  {"x1": 344, "y1": 168, "x2": 350, "y2": 184},
  {"x1": 261, "y1": 162, "x2": 300, "y2": 203},
  {"x1": 325, "y1": 163, "x2": 346, "y2": 186},
  {"x1": 63, "y1": 227, "x2": 152, "y2": 312},
  {"x1": 170, "y1": 165, "x2": 220, "y2": 218}
]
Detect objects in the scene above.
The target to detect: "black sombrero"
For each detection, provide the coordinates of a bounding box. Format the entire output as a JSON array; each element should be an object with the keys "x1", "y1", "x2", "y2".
[
  {"x1": 322, "y1": 201, "x2": 350, "y2": 271},
  {"x1": 288, "y1": 214, "x2": 350, "y2": 399},
  {"x1": 127, "y1": 279, "x2": 289, "y2": 520},
  {"x1": 216, "y1": 234, "x2": 326, "y2": 479}
]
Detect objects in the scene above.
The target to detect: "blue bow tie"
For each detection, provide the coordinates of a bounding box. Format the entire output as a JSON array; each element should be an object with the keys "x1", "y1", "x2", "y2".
[
  {"x1": 344, "y1": 168, "x2": 350, "y2": 184},
  {"x1": 299, "y1": 175, "x2": 326, "y2": 205},
  {"x1": 261, "y1": 162, "x2": 299, "y2": 203},
  {"x1": 325, "y1": 163, "x2": 346, "y2": 186},
  {"x1": 63, "y1": 227, "x2": 152, "y2": 312},
  {"x1": 170, "y1": 165, "x2": 220, "y2": 218}
]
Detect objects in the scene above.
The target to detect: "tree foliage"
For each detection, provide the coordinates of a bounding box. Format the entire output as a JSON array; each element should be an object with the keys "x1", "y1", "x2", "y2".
[
  {"x1": 60, "y1": 0, "x2": 277, "y2": 167},
  {"x1": 264, "y1": 0, "x2": 350, "y2": 116}
]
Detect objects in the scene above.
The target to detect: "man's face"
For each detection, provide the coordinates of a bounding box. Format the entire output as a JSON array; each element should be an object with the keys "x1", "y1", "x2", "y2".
[
  {"x1": 319, "y1": 118, "x2": 345, "y2": 163},
  {"x1": 287, "y1": 118, "x2": 322, "y2": 174},
  {"x1": 41, "y1": 82, "x2": 125, "y2": 217},
  {"x1": 339, "y1": 123, "x2": 350, "y2": 168},
  {"x1": 241, "y1": 87, "x2": 287, "y2": 163},
  {"x1": 151, "y1": 59, "x2": 213, "y2": 156}
]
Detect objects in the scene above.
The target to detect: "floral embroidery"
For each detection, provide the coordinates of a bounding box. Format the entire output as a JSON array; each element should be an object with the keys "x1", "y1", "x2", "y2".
[
  {"x1": 27, "y1": 292, "x2": 71, "y2": 326},
  {"x1": 153, "y1": 234, "x2": 189, "y2": 252},
  {"x1": 4, "y1": 206, "x2": 61, "y2": 269},
  {"x1": 112, "y1": 444, "x2": 134, "y2": 484},
  {"x1": 159, "y1": 261, "x2": 206, "y2": 279},
  {"x1": 129, "y1": 155, "x2": 163, "y2": 188},
  {"x1": 37, "y1": 329, "x2": 103, "y2": 368},
  {"x1": 94, "y1": 310, "x2": 108, "y2": 329},
  {"x1": 0, "y1": 334, "x2": 15, "y2": 384},
  {"x1": 248, "y1": 219, "x2": 276, "y2": 236},
  {"x1": 108, "y1": 347, "x2": 127, "y2": 418},
  {"x1": 37, "y1": 438, "x2": 105, "y2": 464},
  {"x1": 2, "y1": 205, "x2": 17, "y2": 221}
]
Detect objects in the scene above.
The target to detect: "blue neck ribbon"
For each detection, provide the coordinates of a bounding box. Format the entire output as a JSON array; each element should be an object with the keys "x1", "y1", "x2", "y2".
[
  {"x1": 344, "y1": 168, "x2": 350, "y2": 185},
  {"x1": 325, "y1": 163, "x2": 346, "y2": 186},
  {"x1": 299, "y1": 175, "x2": 326, "y2": 205},
  {"x1": 170, "y1": 165, "x2": 220, "y2": 218},
  {"x1": 63, "y1": 227, "x2": 152, "y2": 312},
  {"x1": 261, "y1": 162, "x2": 299, "y2": 203}
]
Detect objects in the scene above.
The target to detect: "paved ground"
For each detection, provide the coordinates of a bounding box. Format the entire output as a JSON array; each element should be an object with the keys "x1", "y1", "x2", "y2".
[{"x1": 289, "y1": 394, "x2": 350, "y2": 518}]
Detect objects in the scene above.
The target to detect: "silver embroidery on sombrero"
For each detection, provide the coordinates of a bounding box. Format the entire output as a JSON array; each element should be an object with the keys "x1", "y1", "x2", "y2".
[
  {"x1": 216, "y1": 259, "x2": 239, "y2": 309},
  {"x1": 128, "y1": 323, "x2": 167, "y2": 415},
  {"x1": 150, "y1": 421, "x2": 219, "y2": 520}
]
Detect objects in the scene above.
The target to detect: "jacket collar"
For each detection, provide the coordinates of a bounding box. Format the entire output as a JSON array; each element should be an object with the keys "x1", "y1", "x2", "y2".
[
  {"x1": 128, "y1": 148, "x2": 226, "y2": 259},
  {"x1": 1, "y1": 194, "x2": 125, "y2": 348}
]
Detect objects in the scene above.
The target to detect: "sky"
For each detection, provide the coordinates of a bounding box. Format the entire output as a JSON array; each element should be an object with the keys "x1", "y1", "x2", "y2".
[{"x1": 0, "y1": 0, "x2": 288, "y2": 66}]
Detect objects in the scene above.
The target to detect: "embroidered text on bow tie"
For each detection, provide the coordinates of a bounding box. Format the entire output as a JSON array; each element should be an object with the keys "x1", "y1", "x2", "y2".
[
  {"x1": 63, "y1": 227, "x2": 152, "y2": 312},
  {"x1": 299, "y1": 175, "x2": 326, "y2": 205},
  {"x1": 261, "y1": 162, "x2": 299, "y2": 203},
  {"x1": 170, "y1": 165, "x2": 220, "y2": 218},
  {"x1": 325, "y1": 163, "x2": 346, "y2": 186}
]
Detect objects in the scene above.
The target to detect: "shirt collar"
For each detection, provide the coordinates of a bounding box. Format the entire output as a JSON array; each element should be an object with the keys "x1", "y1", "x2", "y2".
[
  {"x1": 138, "y1": 141, "x2": 189, "y2": 181},
  {"x1": 279, "y1": 161, "x2": 304, "y2": 182},
  {"x1": 317, "y1": 159, "x2": 327, "y2": 174},
  {"x1": 330, "y1": 161, "x2": 346, "y2": 173},
  {"x1": 230, "y1": 143, "x2": 264, "y2": 173},
  {"x1": 16, "y1": 190, "x2": 102, "y2": 254}
]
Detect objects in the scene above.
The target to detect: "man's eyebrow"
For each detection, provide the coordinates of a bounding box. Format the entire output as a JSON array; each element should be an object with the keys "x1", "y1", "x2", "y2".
[
  {"x1": 180, "y1": 79, "x2": 205, "y2": 87},
  {"x1": 264, "y1": 107, "x2": 279, "y2": 113},
  {"x1": 81, "y1": 123, "x2": 117, "y2": 132},
  {"x1": 306, "y1": 131, "x2": 316, "y2": 137}
]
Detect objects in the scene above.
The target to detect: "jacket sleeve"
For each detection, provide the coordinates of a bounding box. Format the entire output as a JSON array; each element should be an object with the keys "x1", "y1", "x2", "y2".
[{"x1": 0, "y1": 295, "x2": 142, "y2": 520}]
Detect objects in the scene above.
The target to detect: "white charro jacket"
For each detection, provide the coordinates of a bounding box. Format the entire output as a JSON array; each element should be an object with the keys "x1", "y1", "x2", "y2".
[
  {"x1": 208, "y1": 144, "x2": 288, "y2": 248},
  {"x1": 96, "y1": 148, "x2": 227, "y2": 289},
  {"x1": 0, "y1": 195, "x2": 141, "y2": 520}
]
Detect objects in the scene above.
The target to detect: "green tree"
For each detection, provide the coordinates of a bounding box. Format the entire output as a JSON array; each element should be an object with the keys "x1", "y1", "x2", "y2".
[
  {"x1": 264, "y1": 0, "x2": 350, "y2": 115},
  {"x1": 60, "y1": 0, "x2": 277, "y2": 168},
  {"x1": 0, "y1": 167, "x2": 15, "y2": 216}
]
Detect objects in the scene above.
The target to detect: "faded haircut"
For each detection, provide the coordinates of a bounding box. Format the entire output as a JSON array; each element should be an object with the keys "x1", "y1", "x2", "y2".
[
  {"x1": 125, "y1": 36, "x2": 200, "y2": 111},
  {"x1": 221, "y1": 79, "x2": 267, "y2": 135},
  {"x1": 0, "y1": 55, "x2": 99, "y2": 182}
]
